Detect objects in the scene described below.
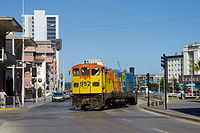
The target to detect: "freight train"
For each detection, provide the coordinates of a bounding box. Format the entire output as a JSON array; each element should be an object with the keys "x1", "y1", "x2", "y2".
[{"x1": 72, "y1": 61, "x2": 137, "y2": 110}]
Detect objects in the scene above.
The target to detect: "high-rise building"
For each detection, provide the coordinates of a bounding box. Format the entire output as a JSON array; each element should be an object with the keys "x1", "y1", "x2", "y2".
[{"x1": 24, "y1": 10, "x2": 59, "y2": 48}]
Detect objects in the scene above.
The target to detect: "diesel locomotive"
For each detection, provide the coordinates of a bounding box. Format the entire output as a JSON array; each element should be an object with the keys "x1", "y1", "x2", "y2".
[{"x1": 72, "y1": 61, "x2": 137, "y2": 110}]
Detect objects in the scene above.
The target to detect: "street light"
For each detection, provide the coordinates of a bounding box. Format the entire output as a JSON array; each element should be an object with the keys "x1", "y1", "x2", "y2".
[{"x1": 21, "y1": 0, "x2": 25, "y2": 107}]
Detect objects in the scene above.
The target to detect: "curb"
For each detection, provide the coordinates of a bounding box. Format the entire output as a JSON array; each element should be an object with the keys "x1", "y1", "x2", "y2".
[
  {"x1": 0, "y1": 107, "x2": 24, "y2": 111},
  {"x1": 139, "y1": 105, "x2": 200, "y2": 123}
]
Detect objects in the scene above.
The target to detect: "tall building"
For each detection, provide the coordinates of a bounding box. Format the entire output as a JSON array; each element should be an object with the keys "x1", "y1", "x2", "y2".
[
  {"x1": 24, "y1": 10, "x2": 61, "y2": 89},
  {"x1": 24, "y1": 10, "x2": 59, "y2": 47},
  {"x1": 166, "y1": 53, "x2": 183, "y2": 82}
]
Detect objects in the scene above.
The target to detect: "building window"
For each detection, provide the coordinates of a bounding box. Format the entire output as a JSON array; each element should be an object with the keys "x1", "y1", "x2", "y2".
[
  {"x1": 24, "y1": 52, "x2": 33, "y2": 56},
  {"x1": 47, "y1": 17, "x2": 56, "y2": 20}
]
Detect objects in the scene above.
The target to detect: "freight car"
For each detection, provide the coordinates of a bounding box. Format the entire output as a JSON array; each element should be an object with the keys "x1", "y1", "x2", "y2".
[{"x1": 72, "y1": 61, "x2": 137, "y2": 110}]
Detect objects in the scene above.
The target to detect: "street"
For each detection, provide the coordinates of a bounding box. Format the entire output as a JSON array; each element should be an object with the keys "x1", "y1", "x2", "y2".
[{"x1": 0, "y1": 100, "x2": 200, "y2": 133}]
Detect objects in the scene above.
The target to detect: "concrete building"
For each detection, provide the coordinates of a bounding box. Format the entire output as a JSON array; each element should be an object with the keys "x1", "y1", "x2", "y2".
[
  {"x1": 6, "y1": 33, "x2": 36, "y2": 99},
  {"x1": 183, "y1": 43, "x2": 200, "y2": 75},
  {"x1": 0, "y1": 17, "x2": 22, "y2": 103},
  {"x1": 24, "y1": 41, "x2": 56, "y2": 92},
  {"x1": 166, "y1": 54, "x2": 183, "y2": 82},
  {"x1": 24, "y1": 10, "x2": 61, "y2": 89},
  {"x1": 134, "y1": 74, "x2": 162, "y2": 89}
]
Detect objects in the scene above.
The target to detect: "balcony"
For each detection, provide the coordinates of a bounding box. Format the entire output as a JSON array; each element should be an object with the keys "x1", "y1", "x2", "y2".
[{"x1": 0, "y1": 49, "x2": 16, "y2": 67}]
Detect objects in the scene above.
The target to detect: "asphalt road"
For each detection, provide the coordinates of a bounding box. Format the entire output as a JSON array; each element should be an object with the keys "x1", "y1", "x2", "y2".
[{"x1": 0, "y1": 100, "x2": 200, "y2": 133}]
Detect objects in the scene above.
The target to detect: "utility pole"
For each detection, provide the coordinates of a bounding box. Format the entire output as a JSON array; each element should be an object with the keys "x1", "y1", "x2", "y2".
[
  {"x1": 146, "y1": 73, "x2": 150, "y2": 106},
  {"x1": 44, "y1": 42, "x2": 47, "y2": 101},
  {"x1": 21, "y1": 0, "x2": 25, "y2": 107},
  {"x1": 161, "y1": 54, "x2": 167, "y2": 110}
]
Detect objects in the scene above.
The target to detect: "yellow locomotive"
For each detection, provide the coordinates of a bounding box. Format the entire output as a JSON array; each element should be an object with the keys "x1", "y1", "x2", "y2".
[{"x1": 72, "y1": 61, "x2": 137, "y2": 110}]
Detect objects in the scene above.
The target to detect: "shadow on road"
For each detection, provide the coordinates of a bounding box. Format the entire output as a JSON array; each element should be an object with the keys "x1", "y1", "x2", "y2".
[{"x1": 171, "y1": 108, "x2": 200, "y2": 117}]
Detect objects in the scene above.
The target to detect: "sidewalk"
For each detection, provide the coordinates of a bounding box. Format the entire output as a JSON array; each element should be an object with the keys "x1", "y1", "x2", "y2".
[
  {"x1": 0, "y1": 96, "x2": 51, "y2": 111},
  {"x1": 139, "y1": 98, "x2": 200, "y2": 123}
]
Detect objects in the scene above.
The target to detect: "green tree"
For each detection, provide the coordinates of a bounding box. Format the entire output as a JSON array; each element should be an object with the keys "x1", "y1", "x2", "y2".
[
  {"x1": 149, "y1": 83, "x2": 159, "y2": 92},
  {"x1": 192, "y1": 59, "x2": 200, "y2": 72},
  {"x1": 37, "y1": 87, "x2": 42, "y2": 97},
  {"x1": 168, "y1": 77, "x2": 180, "y2": 93}
]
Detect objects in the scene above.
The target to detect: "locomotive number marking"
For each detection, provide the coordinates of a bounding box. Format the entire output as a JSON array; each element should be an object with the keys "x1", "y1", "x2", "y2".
[{"x1": 80, "y1": 81, "x2": 91, "y2": 88}]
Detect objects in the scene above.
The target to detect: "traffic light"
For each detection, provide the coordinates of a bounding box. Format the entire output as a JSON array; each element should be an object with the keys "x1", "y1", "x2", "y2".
[
  {"x1": 161, "y1": 54, "x2": 166, "y2": 69},
  {"x1": 32, "y1": 67, "x2": 37, "y2": 77},
  {"x1": 130, "y1": 67, "x2": 134, "y2": 75},
  {"x1": 146, "y1": 73, "x2": 150, "y2": 82},
  {"x1": 146, "y1": 73, "x2": 150, "y2": 86}
]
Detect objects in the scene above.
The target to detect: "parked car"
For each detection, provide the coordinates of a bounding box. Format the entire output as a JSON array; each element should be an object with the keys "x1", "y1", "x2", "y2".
[
  {"x1": 63, "y1": 92, "x2": 71, "y2": 99},
  {"x1": 46, "y1": 90, "x2": 52, "y2": 96},
  {"x1": 52, "y1": 92, "x2": 65, "y2": 102}
]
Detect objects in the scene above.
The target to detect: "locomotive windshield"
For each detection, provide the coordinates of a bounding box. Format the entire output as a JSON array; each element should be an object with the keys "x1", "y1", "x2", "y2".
[
  {"x1": 92, "y1": 68, "x2": 100, "y2": 76},
  {"x1": 73, "y1": 68, "x2": 79, "y2": 76},
  {"x1": 81, "y1": 67, "x2": 89, "y2": 76}
]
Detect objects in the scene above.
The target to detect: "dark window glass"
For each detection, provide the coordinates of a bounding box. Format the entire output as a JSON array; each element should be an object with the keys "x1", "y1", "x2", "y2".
[
  {"x1": 47, "y1": 21, "x2": 56, "y2": 24},
  {"x1": 92, "y1": 68, "x2": 100, "y2": 76},
  {"x1": 93, "y1": 82, "x2": 99, "y2": 87},
  {"x1": 81, "y1": 67, "x2": 89, "y2": 76},
  {"x1": 47, "y1": 32, "x2": 56, "y2": 35},
  {"x1": 47, "y1": 17, "x2": 56, "y2": 20},
  {"x1": 47, "y1": 29, "x2": 56, "y2": 31},
  {"x1": 73, "y1": 68, "x2": 79, "y2": 76}
]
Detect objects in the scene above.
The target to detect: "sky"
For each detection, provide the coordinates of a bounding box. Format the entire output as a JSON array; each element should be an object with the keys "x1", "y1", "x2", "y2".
[{"x1": 1, "y1": 0, "x2": 200, "y2": 80}]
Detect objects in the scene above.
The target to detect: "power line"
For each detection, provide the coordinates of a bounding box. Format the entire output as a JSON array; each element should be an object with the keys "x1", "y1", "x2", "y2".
[
  {"x1": 62, "y1": 15, "x2": 200, "y2": 34},
  {"x1": 63, "y1": 15, "x2": 200, "y2": 29}
]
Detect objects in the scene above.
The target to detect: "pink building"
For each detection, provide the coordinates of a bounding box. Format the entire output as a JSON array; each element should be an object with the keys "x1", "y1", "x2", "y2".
[{"x1": 24, "y1": 40, "x2": 57, "y2": 92}]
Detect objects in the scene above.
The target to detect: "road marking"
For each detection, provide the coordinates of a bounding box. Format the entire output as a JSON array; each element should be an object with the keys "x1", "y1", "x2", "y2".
[
  {"x1": 153, "y1": 128, "x2": 168, "y2": 133},
  {"x1": 121, "y1": 118, "x2": 132, "y2": 122}
]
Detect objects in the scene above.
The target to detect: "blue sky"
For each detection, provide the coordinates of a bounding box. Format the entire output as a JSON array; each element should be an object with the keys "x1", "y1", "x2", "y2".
[{"x1": 1, "y1": 0, "x2": 200, "y2": 78}]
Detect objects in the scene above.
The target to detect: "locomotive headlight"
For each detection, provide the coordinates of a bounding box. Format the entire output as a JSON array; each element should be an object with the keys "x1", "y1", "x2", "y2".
[
  {"x1": 74, "y1": 83, "x2": 79, "y2": 87},
  {"x1": 93, "y1": 82, "x2": 100, "y2": 87}
]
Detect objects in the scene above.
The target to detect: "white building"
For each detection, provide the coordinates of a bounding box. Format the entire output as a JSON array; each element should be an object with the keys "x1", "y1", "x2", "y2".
[
  {"x1": 24, "y1": 10, "x2": 59, "y2": 44},
  {"x1": 166, "y1": 54, "x2": 183, "y2": 82},
  {"x1": 183, "y1": 43, "x2": 200, "y2": 75},
  {"x1": 24, "y1": 10, "x2": 60, "y2": 89}
]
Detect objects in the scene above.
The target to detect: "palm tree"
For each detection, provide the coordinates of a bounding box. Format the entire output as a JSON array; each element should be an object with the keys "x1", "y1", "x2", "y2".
[{"x1": 192, "y1": 59, "x2": 200, "y2": 72}]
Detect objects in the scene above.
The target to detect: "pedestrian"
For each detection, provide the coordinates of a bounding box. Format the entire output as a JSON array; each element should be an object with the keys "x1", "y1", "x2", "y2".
[
  {"x1": 180, "y1": 89, "x2": 185, "y2": 100},
  {"x1": 0, "y1": 89, "x2": 9, "y2": 108}
]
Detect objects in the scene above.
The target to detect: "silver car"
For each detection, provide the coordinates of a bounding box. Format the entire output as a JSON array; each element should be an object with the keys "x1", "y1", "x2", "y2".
[{"x1": 52, "y1": 92, "x2": 65, "y2": 102}]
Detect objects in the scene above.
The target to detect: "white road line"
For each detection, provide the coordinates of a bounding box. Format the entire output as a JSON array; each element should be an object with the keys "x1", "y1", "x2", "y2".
[
  {"x1": 153, "y1": 128, "x2": 168, "y2": 133},
  {"x1": 121, "y1": 118, "x2": 132, "y2": 122}
]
